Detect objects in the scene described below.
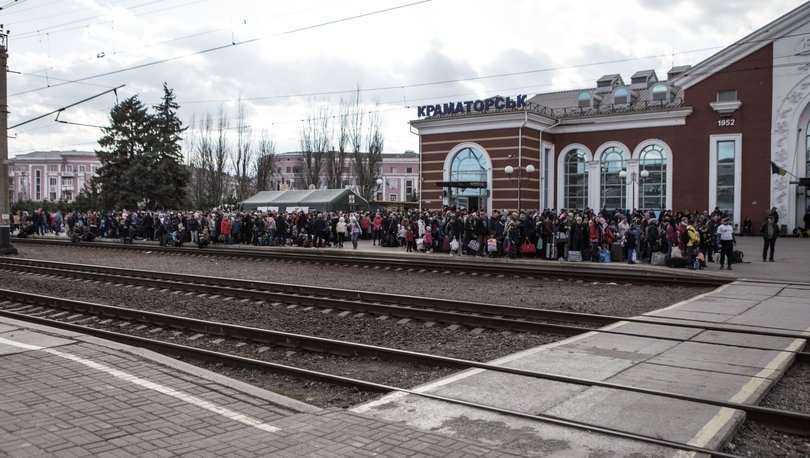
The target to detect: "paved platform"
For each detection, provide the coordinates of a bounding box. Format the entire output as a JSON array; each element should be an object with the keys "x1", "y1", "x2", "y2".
[{"x1": 0, "y1": 317, "x2": 513, "y2": 457}]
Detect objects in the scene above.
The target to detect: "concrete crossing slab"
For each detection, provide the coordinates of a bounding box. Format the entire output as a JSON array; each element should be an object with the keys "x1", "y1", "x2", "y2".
[
  {"x1": 429, "y1": 371, "x2": 588, "y2": 413},
  {"x1": 562, "y1": 333, "x2": 679, "y2": 362},
  {"x1": 501, "y1": 347, "x2": 637, "y2": 381},
  {"x1": 354, "y1": 392, "x2": 682, "y2": 457},
  {"x1": 726, "y1": 301, "x2": 810, "y2": 332},
  {"x1": 648, "y1": 309, "x2": 741, "y2": 323},
  {"x1": 645, "y1": 341, "x2": 792, "y2": 378},
  {"x1": 606, "y1": 322, "x2": 705, "y2": 340},
  {"x1": 671, "y1": 295, "x2": 761, "y2": 315},
  {"x1": 605, "y1": 362, "x2": 773, "y2": 403},
  {"x1": 543, "y1": 386, "x2": 744, "y2": 448},
  {"x1": 691, "y1": 329, "x2": 803, "y2": 350}
]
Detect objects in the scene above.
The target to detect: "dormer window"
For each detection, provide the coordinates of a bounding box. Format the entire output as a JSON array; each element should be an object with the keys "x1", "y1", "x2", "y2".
[
  {"x1": 578, "y1": 91, "x2": 592, "y2": 108},
  {"x1": 651, "y1": 83, "x2": 670, "y2": 102},
  {"x1": 613, "y1": 87, "x2": 630, "y2": 105}
]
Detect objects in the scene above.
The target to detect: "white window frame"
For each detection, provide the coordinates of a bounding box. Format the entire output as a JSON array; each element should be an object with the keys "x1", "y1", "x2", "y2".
[
  {"x1": 79, "y1": 165, "x2": 86, "y2": 173},
  {"x1": 709, "y1": 133, "x2": 742, "y2": 227},
  {"x1": 388, "y1": 193, "x2": 397, "y2": 201}
]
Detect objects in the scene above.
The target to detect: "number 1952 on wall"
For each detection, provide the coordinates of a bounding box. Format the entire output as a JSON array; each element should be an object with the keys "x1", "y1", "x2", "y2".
[{"x1": 717, "y1": 118, "x2": 736, "y2": 127}]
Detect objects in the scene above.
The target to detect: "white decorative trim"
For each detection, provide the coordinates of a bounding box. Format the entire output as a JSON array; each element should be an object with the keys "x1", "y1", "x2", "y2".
[
  {"x1": 442, "y1": 142, "x2": 493, "y2": 211},
  {"x1": 556, "y1": 144, "x2": 593, "y2": 210},
  {"x1": 709, "y1": 133, "x2": 743, "y2": 227},
  {"x1": 412, "y1": 111, "x2": 555, "y2": 136},
  {"x1": 549, "y1": 109, "x2": 691, "y2": 134},
  {"x1": 710, "y1": 100, "x2": 743, "y2": 115},
  {"x1": 772, "y1": 73, "x2": 810, "y2": 231}
]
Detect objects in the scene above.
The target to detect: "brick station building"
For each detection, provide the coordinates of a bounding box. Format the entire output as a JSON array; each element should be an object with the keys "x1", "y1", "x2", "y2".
[{"x1": 412, "y1": 2, "x2": 810, "y2": 232}]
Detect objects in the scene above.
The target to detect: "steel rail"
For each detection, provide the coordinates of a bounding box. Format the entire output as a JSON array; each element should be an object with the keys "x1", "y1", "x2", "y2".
[
  {"x1": 0, "y1": 262, "x2": 596, "y2": 336},
  {"x1": 0, "y1": 288, "x2": 807, "y2": 436},
  {"x1": 11, "y1": 237, "x2": 729, "y2": 286},
  {"x1": 1, "y1": 257, "x2": 807, "y2": 344},
  {"x1": 0, "y1": 310, "x2": 751, "y2": 456}
]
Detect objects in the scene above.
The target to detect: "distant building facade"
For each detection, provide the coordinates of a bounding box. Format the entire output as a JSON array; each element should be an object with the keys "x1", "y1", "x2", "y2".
[
  {"x1": 8, "y1": 150, "x2": 100, "y2": 203},
  {"x1": 275, "y1": 151, "x2": 420, "y2": 202}
]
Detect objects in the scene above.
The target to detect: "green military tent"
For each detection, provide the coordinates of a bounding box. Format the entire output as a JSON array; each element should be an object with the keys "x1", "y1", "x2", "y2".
[{"x1": 240, "y1": 189, "x2": 369, "y2": 213}]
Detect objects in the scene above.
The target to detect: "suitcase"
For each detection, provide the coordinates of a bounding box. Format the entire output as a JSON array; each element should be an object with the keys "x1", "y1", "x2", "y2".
[
  {"x1": 546, "y1": 243, "x2": 556, "y2": 260},
  {"x1": 610, "y1": 242, "x2": 623, "y2": 262},
  {"x1": 442, "y1": 237, "x2": 450, "y2": 252}
]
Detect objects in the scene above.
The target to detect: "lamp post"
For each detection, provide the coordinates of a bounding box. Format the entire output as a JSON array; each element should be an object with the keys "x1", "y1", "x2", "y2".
[
  {"x1": 619, "y1": 169, "x2": 649, "y2": 212},
  {"x1": 0, "y1": 29, "x2": 16, "y2": 255},
  {"x1": 504, "y1": 163, "x2": 535, "y2": 211}
]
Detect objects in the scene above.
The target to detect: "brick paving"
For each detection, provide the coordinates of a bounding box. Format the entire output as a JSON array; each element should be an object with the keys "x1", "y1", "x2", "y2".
[{"x1": 0, "y1": 327, "x2": 515, "y2": 457}]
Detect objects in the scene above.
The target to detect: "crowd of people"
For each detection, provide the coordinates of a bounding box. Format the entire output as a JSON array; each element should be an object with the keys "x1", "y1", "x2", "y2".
[{"x1": 9, "y1": 204, "x2": 802, "y2": 269}]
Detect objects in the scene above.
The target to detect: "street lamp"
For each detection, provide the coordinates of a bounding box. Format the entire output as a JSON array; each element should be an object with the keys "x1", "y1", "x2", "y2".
[
  {"x1": 619, "y1": 169, "x2": 649, "y2": 211},
  {"x1": 376, "y1": 177, "x2": 385, "y2": 202},
  {"x1": 504, "y1": 163, "x2": 535, "y2": 211}
]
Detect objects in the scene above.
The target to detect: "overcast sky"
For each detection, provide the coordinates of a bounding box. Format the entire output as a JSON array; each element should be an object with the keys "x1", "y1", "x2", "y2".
[{"x1": 3, "y1": 0, "x2": 807, "y2": 160}]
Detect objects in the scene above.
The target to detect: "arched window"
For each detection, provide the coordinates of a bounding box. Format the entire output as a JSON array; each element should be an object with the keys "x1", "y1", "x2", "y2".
[
  {"x1": 599, "y1": 146, "x2": 626, "y2": 210},
  {"x1": 564, "y1": 149, "x2": 588, "y2": 209},
  {"x1": 448, "y1": 146, "x2": 488, "y2": 211},
  {"x1": 578, "y1": 91, "x2": 591, "y2": 108},
  {"x1": 651, "y1": 83, "x2": 669, "y2": 102},
  {"x1": 639, "y1": 144, "x2": 667, "y2": 210},
  {"x1": 613, "y1": 87, "x2": 629, "y2": 105}
]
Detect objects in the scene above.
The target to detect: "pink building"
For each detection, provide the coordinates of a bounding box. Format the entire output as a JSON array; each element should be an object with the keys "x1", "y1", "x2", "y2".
[
  {"x1": 276, "y1": 151, "x2": 420, "y2": 202},
  {"x1": 8, "y1": 150, "x2": 100, "y2": 203}
]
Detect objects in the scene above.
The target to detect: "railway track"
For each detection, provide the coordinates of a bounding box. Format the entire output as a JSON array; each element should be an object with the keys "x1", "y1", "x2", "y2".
[
  {"x1": 0, "y1": 288, "x2": 807, "y2": 446},
  {"x1": 11, "y1": 237, "x2": 729, "y2": 287},
  {"x1": 0, "y1": 257, "x2": 805, "y2": 360}
]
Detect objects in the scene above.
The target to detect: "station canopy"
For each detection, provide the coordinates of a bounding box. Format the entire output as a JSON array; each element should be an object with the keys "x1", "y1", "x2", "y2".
[{"x1": 240, "y1": 188, "x2": 369, "y2": 213}]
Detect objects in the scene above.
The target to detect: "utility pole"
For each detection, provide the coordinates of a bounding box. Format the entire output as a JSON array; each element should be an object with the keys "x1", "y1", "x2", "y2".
[{"x1": 0, "y1": 28, "x2": 17, "y2": 255}]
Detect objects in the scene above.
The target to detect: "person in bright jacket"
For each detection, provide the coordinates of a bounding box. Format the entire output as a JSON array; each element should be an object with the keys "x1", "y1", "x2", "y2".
[{"x1": 220, "y1": 215, "x2": 233, "y2": 245}]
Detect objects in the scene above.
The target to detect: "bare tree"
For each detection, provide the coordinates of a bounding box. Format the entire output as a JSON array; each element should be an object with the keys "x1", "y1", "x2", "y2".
[
  {"x1": 325, "y1": 93, "x2": 354, "y2": 189},
  {"x1": 211, "y1": 106, "x2": 230, "y2": 204},
  {"x1": 232, "y1": 97, "x2": 254, "y2": 201},
  {"x1": 254, "y1": 129, "x2": 278, "y2": 191},
  {"x1": 189, "y1": 113, "x2": 215, "y2": 209},
  {"x1": 352, "y1": 100, "x2": 384, "y2": 201},
  {"x1": 298, "y1": 103, "x2": 331, "y2": 189}
]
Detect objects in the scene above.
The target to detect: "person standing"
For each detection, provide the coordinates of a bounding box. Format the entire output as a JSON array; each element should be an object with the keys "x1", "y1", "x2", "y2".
[
  {"x1": 716, "y1": 216, "x2": 735, "y2": 270},
  {"x1": 761, "y1": 215, "x2": 779, "y2": 262}
]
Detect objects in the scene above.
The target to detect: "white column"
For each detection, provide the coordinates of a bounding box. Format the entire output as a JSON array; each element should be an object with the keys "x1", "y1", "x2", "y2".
[
  {"x1": 626, "y1": 159, "x2": 639, "y2": 210},
  {"x1": 588, "y1": 160, "x2": 600, "y2": 210}
]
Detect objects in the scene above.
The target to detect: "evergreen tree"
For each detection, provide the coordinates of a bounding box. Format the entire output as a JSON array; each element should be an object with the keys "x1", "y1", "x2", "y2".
[
  {"x1": 95, "y1": 85, "x2": 189, "y2": 210},
  {"x1": 150, "y1": 83, "x2": 190, "y2": 209},
  {"x1": 95, "y1": 96, "x2": 152, "y2": 210}
]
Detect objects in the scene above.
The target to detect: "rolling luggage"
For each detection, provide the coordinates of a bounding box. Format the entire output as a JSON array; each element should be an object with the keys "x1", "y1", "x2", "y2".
[
  {"x1": 442, "y1": 237, "x2": 450, "y2": 252},
  {"x1": 610, "y1": 242, "x2": 623, "y2": 262}
]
